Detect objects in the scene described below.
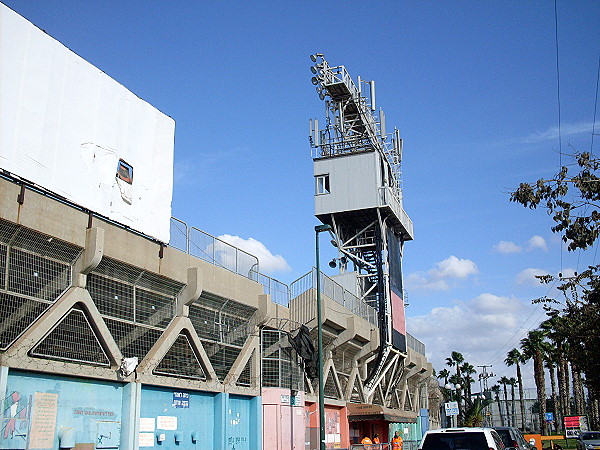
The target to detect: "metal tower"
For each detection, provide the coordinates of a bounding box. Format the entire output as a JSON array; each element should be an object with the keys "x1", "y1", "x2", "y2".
[{"x1": 308, "y1": 54, "x2": 414, "y2": 393}]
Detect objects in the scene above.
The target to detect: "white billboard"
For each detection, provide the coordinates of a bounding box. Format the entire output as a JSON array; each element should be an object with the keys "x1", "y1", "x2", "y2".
[{"x1": 0, "y1": 4, "x2": 174, "y2": 242}]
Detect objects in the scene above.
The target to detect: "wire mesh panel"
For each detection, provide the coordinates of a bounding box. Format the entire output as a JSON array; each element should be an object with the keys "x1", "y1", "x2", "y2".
[
  {"x1": 30, "y1": 307, "x2": 110, "y2": 366},
  {"x1": 324, "y1": 372, "x2": 339, "y2": 399},
  {"x1": 87, "y1": 274, "x2": 134, "y2": 321},
  {"x1": 236, "y1": 356, "x2": 253, "y2": 387},
  {"x1": 188, "y1": 292, "x2": 258, "y2": 382},
  {"x1": 88, "y1": 257, "x2": 182, "y2": 325},
  {"x1": 0, "y1": 220, "x2": 83, "y2": 352},
  {"x1": 261, "y1": 329, "x2": 303, "y2": 391},
  {"x1": 0, "y1": 243, "x2": 6, "y2": 290},
  {"x1": 372, "y1": 388, "x2": 384, "y2": 406},
  {"x1": 104, "y1": 318, "x2": 164, "y2": 360},
  {"x1": 0, "y1": 293, "x2": 51, "y2": 350},
  {"x1": 154, "y1": 333, "x2": 206, "y2": 380},
  {"x1": 350, "y1": 379, "x2": 363, "y2": 403},
  {"x1": 203, "y1": 342, "x2": 243, "y2": 381}
]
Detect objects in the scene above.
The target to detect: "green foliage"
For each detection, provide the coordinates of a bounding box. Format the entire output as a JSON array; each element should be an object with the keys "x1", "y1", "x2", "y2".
[
  {"x1": 511, "y1": 150, "x2": 600, "y2": 406},
  {"x1": 462, "y1": 397, "x2": 494, "y2": 427}
]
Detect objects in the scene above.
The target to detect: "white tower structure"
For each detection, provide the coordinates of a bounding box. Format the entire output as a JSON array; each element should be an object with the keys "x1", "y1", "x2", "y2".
[{"x1": 309, "y1": 54, "x2": 414, "y2": 392}]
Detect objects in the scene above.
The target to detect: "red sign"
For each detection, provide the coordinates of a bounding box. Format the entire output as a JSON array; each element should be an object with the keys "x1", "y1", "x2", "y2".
[{"x1": 564, "y1": 416, "x2": 582, "y2": 427}]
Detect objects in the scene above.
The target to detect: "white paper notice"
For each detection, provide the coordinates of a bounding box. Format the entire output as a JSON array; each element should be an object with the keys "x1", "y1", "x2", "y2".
[
  {"x1": 139, "y1": 432, "x2": 155, "y2": 447},
  {"x1": 156, "y1": 416, "x2": 177, "y2": 430},
  {"x1": 29, "y1": 392, "x2": 58, "y2": 449},
  {"x1": 139, "y1": 417, "x2": 155, "y2": 432}
]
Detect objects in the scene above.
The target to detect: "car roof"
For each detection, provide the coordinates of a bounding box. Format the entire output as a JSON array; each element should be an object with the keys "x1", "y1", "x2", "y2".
[{"x1": 427, "y1": 428, "x2": 493, "y2": 433}]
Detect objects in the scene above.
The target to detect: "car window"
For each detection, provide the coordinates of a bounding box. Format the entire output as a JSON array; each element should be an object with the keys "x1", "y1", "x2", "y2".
[
  {"x1": 491, "y1": 431, "x2": 506, "y2": 450},
  {"x1": 422, "y1": 432, "x2": 488, "y2": 450},
  {"x1": 495, "y1": 429, "x2": 511, "y2": 447},
  {"x1": 582, "y1": 432, "x2": 600, "y2": 440}
]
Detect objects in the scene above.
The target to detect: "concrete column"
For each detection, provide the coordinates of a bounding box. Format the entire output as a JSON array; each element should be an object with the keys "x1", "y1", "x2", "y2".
[
  {"x1": 120, "y1": 381, "x2": 141, "y2": 450},
  {"x1": 0, "y1": 366, "x2": 8, "y2": 408},
  {"x1": 214, "y1": 392, "x2": 229, "y2": 450},
  {"x1": 249, "y1": 396, "x2": 262, "y2": 450}
]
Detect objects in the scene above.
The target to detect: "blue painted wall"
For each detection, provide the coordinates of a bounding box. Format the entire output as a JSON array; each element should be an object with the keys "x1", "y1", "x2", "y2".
[
  {"x1": 1, "y1": 370, "x2": 123, "y2": 450},
  {"x1": 139, "y1": 387, "x2": 261, "y2": 450},
  {"x1": 139, "y1": 385, "x2": 215, "y2": 450}
]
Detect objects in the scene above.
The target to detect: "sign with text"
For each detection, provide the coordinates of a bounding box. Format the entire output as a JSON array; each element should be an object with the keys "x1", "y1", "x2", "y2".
[
  {"x1": 172, "y1": 392, "x2": 189, "y2": 408},
  {"x1": 445, "y1": 401, "x2": 459, "y2": 416},
  {"x1": 564, "y1": 415, "x2": 588, "y2": 438}
]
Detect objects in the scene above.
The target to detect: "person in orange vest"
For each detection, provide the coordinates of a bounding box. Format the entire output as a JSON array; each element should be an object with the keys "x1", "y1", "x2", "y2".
[
  {"x1": 373, "y1": 433, "x2": 380, "y2": 446},
  {"x1": 391, "y1": 431, "x2": 403, "y2": 450},
  {"x1": 361, "y1": 434, "x2": 373, "y2": 449}
]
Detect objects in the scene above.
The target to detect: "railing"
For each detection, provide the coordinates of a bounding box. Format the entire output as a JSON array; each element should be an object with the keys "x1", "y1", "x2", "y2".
[
  {"x1": 290, "y1": 268, "x2": 378, "y2": 325},
  {"x1": 255, "y1": 273, "x2": 291, "y2": 306},
  {"x1": 406, "y1": 333, "x2": 426, "y2": 356},
  {"x1": 169, "y1": 217, "x2": 259, "y2": 280},
  {"x1": 378, "y1": 186, "x2": 414, "y2": 240}
]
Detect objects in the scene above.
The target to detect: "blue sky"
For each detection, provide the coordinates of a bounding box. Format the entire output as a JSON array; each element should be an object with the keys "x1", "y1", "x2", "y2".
[{"x1": 5, "y1": 1, "x2": 599, "y2": 386}]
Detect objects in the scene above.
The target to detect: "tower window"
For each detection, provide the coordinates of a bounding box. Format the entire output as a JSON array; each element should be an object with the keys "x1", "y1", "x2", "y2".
[{"x1": 316, "y1": 174, "x2": 330, "y2": 194}]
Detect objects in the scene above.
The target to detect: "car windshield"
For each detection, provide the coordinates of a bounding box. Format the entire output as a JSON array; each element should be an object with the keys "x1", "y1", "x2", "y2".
[
  {"x1": 495, "y1": 429, "x2": 512, "y2": 447},
  {"x1": 422, "y1": 432, "x2": 489, "y2": 450},
  {"x1": 582, "y1": 432, "x2": 600, "y2": 440}
]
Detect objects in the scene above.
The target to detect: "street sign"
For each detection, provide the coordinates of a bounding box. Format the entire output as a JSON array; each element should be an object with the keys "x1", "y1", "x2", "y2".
[
  {"x1": 445, "y1": 401, "x2": 459, "y2": 416},
  {"x1": 545, "y1": 412, "x2": 554, "y2": 423}
]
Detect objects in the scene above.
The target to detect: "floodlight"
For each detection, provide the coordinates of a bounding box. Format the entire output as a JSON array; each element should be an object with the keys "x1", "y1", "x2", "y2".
[
  {"x1": 319, "y1": 92, "x2": 325, "y2": 100},
  {"x1": 310, "y1": 54, "x2": 317, "y2": 62},
  {"x1": 311, "y1": 66, "x2": 318, "y2": 74},
  {"x1": 329, "y1": 259, "x2": 337, "y2": 268},
  {"x1": 311, "y1": 77, "x2": 319, "y2": 85}
]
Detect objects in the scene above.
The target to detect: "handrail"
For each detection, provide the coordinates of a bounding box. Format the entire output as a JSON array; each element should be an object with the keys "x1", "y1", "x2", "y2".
[{"x1": 168, "y1": 217, "x2": 259, "y2": 280}]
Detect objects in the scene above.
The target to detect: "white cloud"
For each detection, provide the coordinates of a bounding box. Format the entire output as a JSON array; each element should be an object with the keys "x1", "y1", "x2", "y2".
[
  {"x1": 522, "y1": 122, "x2": 594, "y2": 144},
  {"x1": 405, "y1": 272, "x2": 449, "y2": 291},
  {"x1": 493, "y1": 241, "x2": 522, "y2": 254},
  {"x1": 515, "y1": 268, "x2": 548, "y2": 286},
  {"x1": 407, "y1": 293, "x2": 537, "y2": 387},
  {"x1": 217, "y1": 234, "x2": 291, "y2": 274},
  {"x1": 493, "y1": 235, "x2": 547, "y2": 254},
  {"x1": 431, "y1": 256, "x2": 478, "y2": 279},
  {"x1": 405, "y1": 256, "x2": 478, "y2": 291},
  {"x1": 528, "y1": 235, "x2": 547, "y2": 251}
]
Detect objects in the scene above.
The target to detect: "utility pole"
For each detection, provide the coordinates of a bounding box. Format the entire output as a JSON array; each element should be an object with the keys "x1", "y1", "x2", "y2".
[{"x1": 478, "y1": 365, "x2": 494, "y2": 426}]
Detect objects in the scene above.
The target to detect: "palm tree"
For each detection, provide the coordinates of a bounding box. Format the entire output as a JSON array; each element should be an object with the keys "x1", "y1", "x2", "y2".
[
  {"x1": 446, "y1": 352, "x2": 465, "y2": 424},
  {"x1": 498, "y1": 376, "x2": 511, "y2": 426},
  {"x1": 505, "y1": 348, "x2": 527, "y2": 431},
  {"x1": 460, "y1": 362, "x2": 476, "y2": 405},
  {"x1": 541, "y1": 315, "x2": 569, "y2": 427},
  {"x1": 491, "y1": 385, "x2": 504, "y2": 426},
  {"x1": 508, "y1": 377, "x2": 517, "y2": 429},
  {"x1": 544, "y1": 348, "x2": 559, "y2": 434},
  {"x1": 438, "y1": 368, "x2": 451, "y2": 386},
  {"x1": 521, "y1": 329, "x2": 550, "y2": 435}
]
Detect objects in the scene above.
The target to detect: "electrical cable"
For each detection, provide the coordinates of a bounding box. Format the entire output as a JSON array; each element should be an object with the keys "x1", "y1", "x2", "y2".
[
  {"x1": 591, "y1": 53, "x2": 600, "y2": 156},
  {"x1": 554, "y1": 0, "x2": 564, "y2": 275}
]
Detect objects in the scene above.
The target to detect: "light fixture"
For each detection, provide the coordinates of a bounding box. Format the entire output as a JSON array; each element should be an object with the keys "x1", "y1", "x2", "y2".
[
  {"x1": 311, "y1": 77, "x2": 319, "y2": 85},
  {"x1": 329, "y1": 259, "x2": 337, "y2": 268},
  {"x1": 310, "y1": 54, "x2": 317, "y2": 62},
  {"x1": 311, "y1": 66, "x2": 318, "y2": 74}
]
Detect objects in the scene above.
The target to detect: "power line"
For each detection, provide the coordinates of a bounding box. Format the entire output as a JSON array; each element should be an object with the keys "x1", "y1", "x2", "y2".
[
  {"x1": 554, "y1": 0, "x2": 564, "y2": 274},
  {"x1": 591, "y1": 53, "x2": 600, "y2": 155}
]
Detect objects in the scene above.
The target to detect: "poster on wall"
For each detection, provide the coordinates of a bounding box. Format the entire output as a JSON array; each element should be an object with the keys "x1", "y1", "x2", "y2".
[
  {"x1": 28, "y1": 393, "x2": 58, "y2": 449},
  {"x1": 0, "y1": 4, "x2": 175, "y2": 242}
]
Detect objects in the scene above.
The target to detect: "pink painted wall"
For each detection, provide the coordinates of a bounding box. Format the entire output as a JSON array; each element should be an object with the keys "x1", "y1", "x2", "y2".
[{"x1": 262, "y1": 388, "x2": 305, "y2": 449}]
